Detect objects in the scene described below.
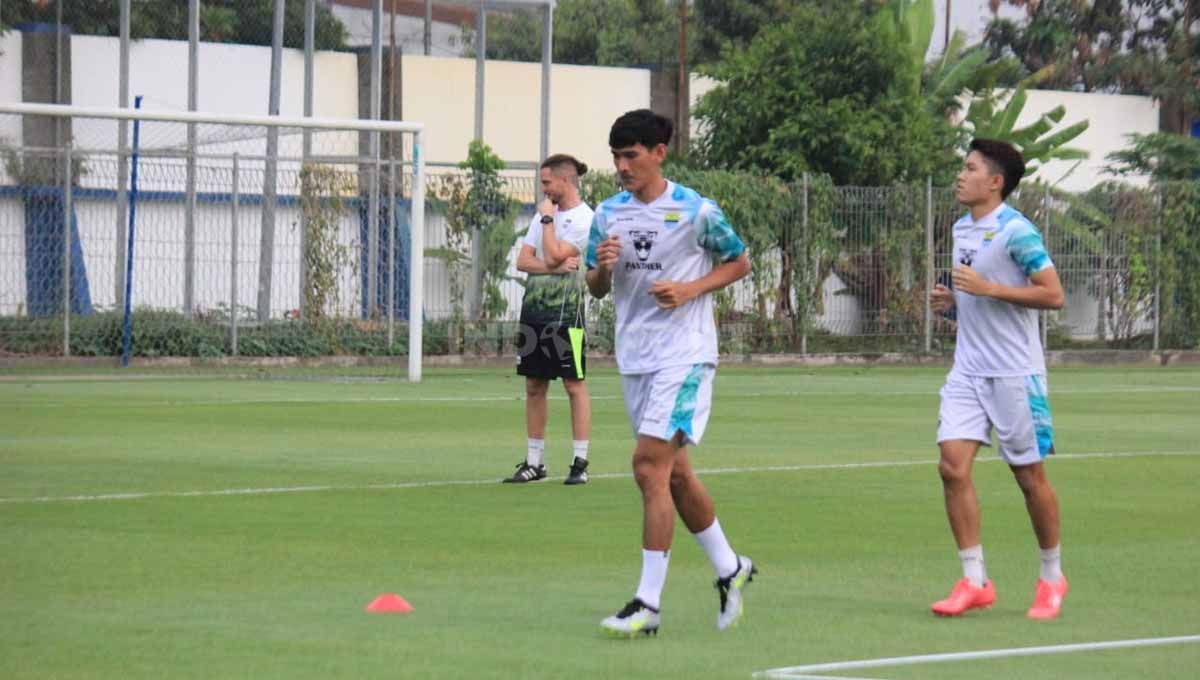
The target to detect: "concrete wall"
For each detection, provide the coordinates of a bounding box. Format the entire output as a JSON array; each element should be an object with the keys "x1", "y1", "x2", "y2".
[
  {"x1": 400, "y1": 54, "x2": 650, "y2": 171},
  {"x1": 1014, "y1": 89, "x2": 1159, "y2": 192},
  {"x1": 0, "y1": 32, "x2": 23, "y2": 146}
]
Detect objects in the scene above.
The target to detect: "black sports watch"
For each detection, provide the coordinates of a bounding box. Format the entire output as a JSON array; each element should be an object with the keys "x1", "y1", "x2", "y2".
[{"x1": 540, "y1": 214, "x2": 554, "y2": 224}]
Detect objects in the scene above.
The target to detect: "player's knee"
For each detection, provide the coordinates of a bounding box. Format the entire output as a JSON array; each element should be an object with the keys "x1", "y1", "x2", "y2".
[
  {"x1": 937, "y1": 457, "x2": 970, "y2": 485},
  {"x1": 525, "y1": 379, "x2": 549, "y2": 398},
  {"x1": 632, "y1": 454, "x2": 668, "y2": 489},
  {"x1": 562, "y1": 379, "x2": 586, "y2": 399}
]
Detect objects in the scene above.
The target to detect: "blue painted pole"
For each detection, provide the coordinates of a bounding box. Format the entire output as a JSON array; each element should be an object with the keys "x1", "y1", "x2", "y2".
[{"x1": 120, "y1": 95, "x2": 143, "y2": 367}]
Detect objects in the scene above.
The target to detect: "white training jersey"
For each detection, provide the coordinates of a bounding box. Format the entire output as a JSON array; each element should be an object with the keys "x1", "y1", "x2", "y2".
[
  {"x1": 950, "y1": 202, "x2": 1055, "y2": 377},
  {"x1": 586, "y1": 181, "x2": 746, "y2": 375},
  {"x1": 523, "y1": 202, "x2": 593, "y2": 262},
  {"x1": 519, "y1": 202, "x2": 593, "y2": 327}
]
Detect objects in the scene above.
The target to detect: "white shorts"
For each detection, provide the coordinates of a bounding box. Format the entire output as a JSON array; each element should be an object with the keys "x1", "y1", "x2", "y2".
[
  {"x1": 621, "y1": 363, "x2": 716, "y2": 446},
  {"x1": 937, "y1": 370, "x2": 1056, "y2": 467}
]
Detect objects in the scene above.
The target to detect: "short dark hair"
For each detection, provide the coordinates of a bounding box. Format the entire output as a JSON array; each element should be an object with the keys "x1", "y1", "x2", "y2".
[
  {"x1": 540, "y1": 153, "x2": 588, "y2": 177},
  {"x1": 609, "y1": 109, "x2": 673, "y2": 150},
  {"x1": 969, "y1": 138, "x2": 1026, "y2": 200}
]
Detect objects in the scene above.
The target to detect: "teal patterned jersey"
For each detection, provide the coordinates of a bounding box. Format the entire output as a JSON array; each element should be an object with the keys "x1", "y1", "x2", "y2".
[
  {"x1": 950, "y1": 203, "x2": 1055, "y2": 376},
  {"x1": 585, "y1": 181, "x2": 746, "y2": 374}
]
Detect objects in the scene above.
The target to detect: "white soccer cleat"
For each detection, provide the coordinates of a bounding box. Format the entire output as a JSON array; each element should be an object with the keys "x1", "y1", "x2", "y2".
[
  {"x1": 600, "y1": 598, "x2": 660, "y2": 638},
  {"x1": 715, "y1": 555, "x2": 757, "y2": 631}
]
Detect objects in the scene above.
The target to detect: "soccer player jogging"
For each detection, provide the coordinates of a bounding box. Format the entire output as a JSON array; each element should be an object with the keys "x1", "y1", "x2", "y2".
[
  {"x1": 504, "y1": 154, "x2": 594, "y2": 486},
  {"x1": 929, "y1": 139, "x2": 1069, "y2": 620},
  {"x1": 585, "y1": 109, "x2": 756, "y2": 637}
]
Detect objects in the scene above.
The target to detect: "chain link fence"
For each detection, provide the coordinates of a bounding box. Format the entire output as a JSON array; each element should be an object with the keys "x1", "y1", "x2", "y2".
[
  {"x1": 0, "y1": 106, "x2": 423, "y2": 361},
  {"x1": 2, "y1": 106, "x2": 1196, "y2": 360}
]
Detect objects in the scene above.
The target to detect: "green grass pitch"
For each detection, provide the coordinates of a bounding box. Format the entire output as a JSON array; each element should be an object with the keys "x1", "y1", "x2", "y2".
[{"x1": 1, "y1": 365, "x2": 1197, "y2": 679}]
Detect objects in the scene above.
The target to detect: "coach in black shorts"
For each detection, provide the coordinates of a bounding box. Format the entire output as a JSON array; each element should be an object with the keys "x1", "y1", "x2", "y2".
[{"x1": 503, "y1": 154, "x2": 594, "y2": 486}]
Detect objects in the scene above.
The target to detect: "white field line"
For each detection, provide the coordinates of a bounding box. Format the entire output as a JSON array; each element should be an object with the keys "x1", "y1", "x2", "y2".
[
  {"x1": 0, "y1": 450, "x2": 1195, "y2": 505},
  {"x1": 7, "y1": 384, "x2": 1200, "y2": 409},
  {"x1": 754, "y1": 634, "x2": 1200, "y2": 679}
]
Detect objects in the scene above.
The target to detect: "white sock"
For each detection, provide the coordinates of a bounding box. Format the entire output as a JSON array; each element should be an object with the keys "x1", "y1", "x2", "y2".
[
  {"x1": 1039, "y1": 545, "x2": 1063, "y2": 582},
  {"x1": 635, "y1": 549, "x2": 669, "y2": 610},
  {"x1": 526, "y1": 438, "x2": 544, "y2": 467},
  {"x1": 959, "y1": 545, "x2": 987, "y2": 586},
  {"x1": 572, "y1": 440, "x2": 589, "y2": 461},
  {"x1": 693, "y1": 518, "x2": 740, "y2": 579}
]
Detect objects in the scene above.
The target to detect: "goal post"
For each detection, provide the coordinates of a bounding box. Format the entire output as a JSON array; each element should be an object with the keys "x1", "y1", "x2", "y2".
[{"x1": 0, "y1": 101, "x2": 427, "y2": 382}]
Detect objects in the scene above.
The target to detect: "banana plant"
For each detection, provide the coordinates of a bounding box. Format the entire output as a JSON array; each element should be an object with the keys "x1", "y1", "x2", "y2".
[{"x1": 965, "y1": 78, "x2": 1090, "y2": 177}]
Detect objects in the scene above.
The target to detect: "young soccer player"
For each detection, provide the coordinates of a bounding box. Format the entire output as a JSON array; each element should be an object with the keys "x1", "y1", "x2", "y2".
[
  {"x1": 929, "y1": 139, "x2": 1069, "y2": 620},
  {"x1": 504, "y1": 154, "x2": 594, "y2": 485},
  {"x1": 585, "y1": 109, "x2": 756, "y2": 637}
]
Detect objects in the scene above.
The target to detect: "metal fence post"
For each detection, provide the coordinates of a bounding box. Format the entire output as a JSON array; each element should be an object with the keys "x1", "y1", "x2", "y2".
[
  {"x1": 115, "y1": 0, "x2": 130, "y2": 309},
  {"x1": 258, "y1": 0, "x2": 286, "y2": 323},
  {"x1": 184, "y1": 0, "x2": 199, "y2": 317},
  {"x1": 300, "y1": 0, "x2": 315, "y2": 320},
  {"x1": 924, "y1": 175, "x2": 933, "y2": 354},
  {"x1": 231, "y1": 153, "x2": 240, "y2": 356},
  {"x1": 409, "y1": 130, "x2": 426, "y2": 382},
  {"x1": 388, "y1": 159, "x2": 397, "y2": 347},
  {"x1": 368, "y1": 0, "x2": 383, "y2": 319},
  {"x1": 1153, "y1": 186, "x2": 1162, "y2": 352},
  {"x1": 62, "y1": 143, "x2": 72, "y2": 357},
  {"x1": 801, "y1": 172, "x2": 809, "y2": 356}
]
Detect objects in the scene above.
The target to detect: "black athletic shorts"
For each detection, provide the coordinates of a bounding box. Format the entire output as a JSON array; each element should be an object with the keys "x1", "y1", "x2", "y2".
[{"x1": 515, "y1": 322, "x2": 586, "y2": 381}]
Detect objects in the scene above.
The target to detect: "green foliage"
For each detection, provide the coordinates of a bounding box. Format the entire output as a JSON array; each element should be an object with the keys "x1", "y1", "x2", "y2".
[
  {"x1": 694, "y1": 3, "x2": 958, "y2": 185},
  {"x1": 0, "y1": 311, "x2": 485, "y2": 358},
  {"x1": 427, "y1": 141, "x2": 520, "y2": 331},
  {"x1": 692, "y1": 0, "x2": 794, "y2": 65},
  {"x1": 923, "y1": 30, "x2": 1025, "y2": 119},
  {"x1": 983, "y1": 0, "x2": 1129, "y2": 93},
  {"x1": 965, "y1": 83, "x2": 1090, "y2": 178},
  {"x1": 1, "y1": 0, "x2": 347, "y2": 50},
  {"x1": 299, "y1": 165, "x2": 356, "y2": 326},
  {"x1": 876, "y1": 0, "x2": 935, "y2": 71},
  {"x1": 1158, "y1": 180, "x2": 1200, "y2": 348},
  {"x1": 462, "y1": 0, "x2": 682, "y2": 67},
  {"x1": 1106, "y1": 133, "x2": 1200, "y2": 182}
]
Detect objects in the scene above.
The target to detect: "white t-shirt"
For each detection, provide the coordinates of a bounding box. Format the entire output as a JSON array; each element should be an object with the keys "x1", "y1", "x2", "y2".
[
  {"x1": 518, "y1": 202, "x2": 593, "y2": 327},
  {"x1": 523, "y1": 202, "x2": 593, "y2": 262},
  {"x1": 950, "y1": 203, "x2": 1055, "y2": 377},
  {"x1": 586, "y1": 181, "x2": 746, "y2": 375}
]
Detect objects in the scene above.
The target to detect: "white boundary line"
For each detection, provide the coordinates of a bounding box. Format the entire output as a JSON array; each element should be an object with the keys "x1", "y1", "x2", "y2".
[
  {"x1": 0, "y1": 449, "x2": 1194, "y2": 505},
  {"x1": 754, "y1": 634, "x2": 1200, "y2": 679},
  {"x1": 7, "y1": 384, "x2": 1200, "y2": 409}
]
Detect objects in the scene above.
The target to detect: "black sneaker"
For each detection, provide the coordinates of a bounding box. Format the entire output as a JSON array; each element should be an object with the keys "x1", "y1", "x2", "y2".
[
  {"x1": 502, "y1": 461, "x2": 547, "y2": 483},
  {"x1": 564, "y1": 456, "x2": 589, "y2": 485}
]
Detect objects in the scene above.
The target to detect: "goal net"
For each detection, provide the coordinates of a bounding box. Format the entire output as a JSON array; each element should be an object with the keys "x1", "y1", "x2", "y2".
[{"x1": 0, "y1": 102, "x2": 428, "y2": 381}]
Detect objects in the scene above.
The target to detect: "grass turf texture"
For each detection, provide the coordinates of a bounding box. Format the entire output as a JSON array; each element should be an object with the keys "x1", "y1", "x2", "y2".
[{"x1": 1, "y1": 365, "x2": 1197, "y2": 679}]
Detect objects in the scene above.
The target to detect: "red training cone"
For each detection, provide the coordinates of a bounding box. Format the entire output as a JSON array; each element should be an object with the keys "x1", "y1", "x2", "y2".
[{"x1": 365, "y1": 593, "x2": 413, "y2": 613}]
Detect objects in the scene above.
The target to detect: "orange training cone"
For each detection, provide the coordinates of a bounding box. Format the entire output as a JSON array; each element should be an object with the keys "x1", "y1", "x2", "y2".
[{"x1": 365, "y1": 593, "x2": 413, "y2": 613}]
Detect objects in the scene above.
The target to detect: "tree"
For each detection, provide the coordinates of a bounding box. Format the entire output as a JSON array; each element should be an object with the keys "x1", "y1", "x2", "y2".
[
  {"x1": 984, "y1": 0, "x2": 1198, "y2": 124},
  {"x1": 983, "y1": 0, "x2": 1130, "y2": 92},
  {"x1": 462, "y1": 0, "x2": 681, "y2": 67},
  {"x1": 693, "y1": 3, "x2": 959, "y2": 185},
  {"x1": 1106, "y1": 132, "x2": 1200, "y2": 181},
  {"x1": 965, "y1": 82, "x2": 1090, "y2": 179},
  {"x1": 2, "y1": 1, "x2": 348, "y2": 50},
  {"x1": 691, "y1": 0, "x2": 794, "y2": 65}
]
